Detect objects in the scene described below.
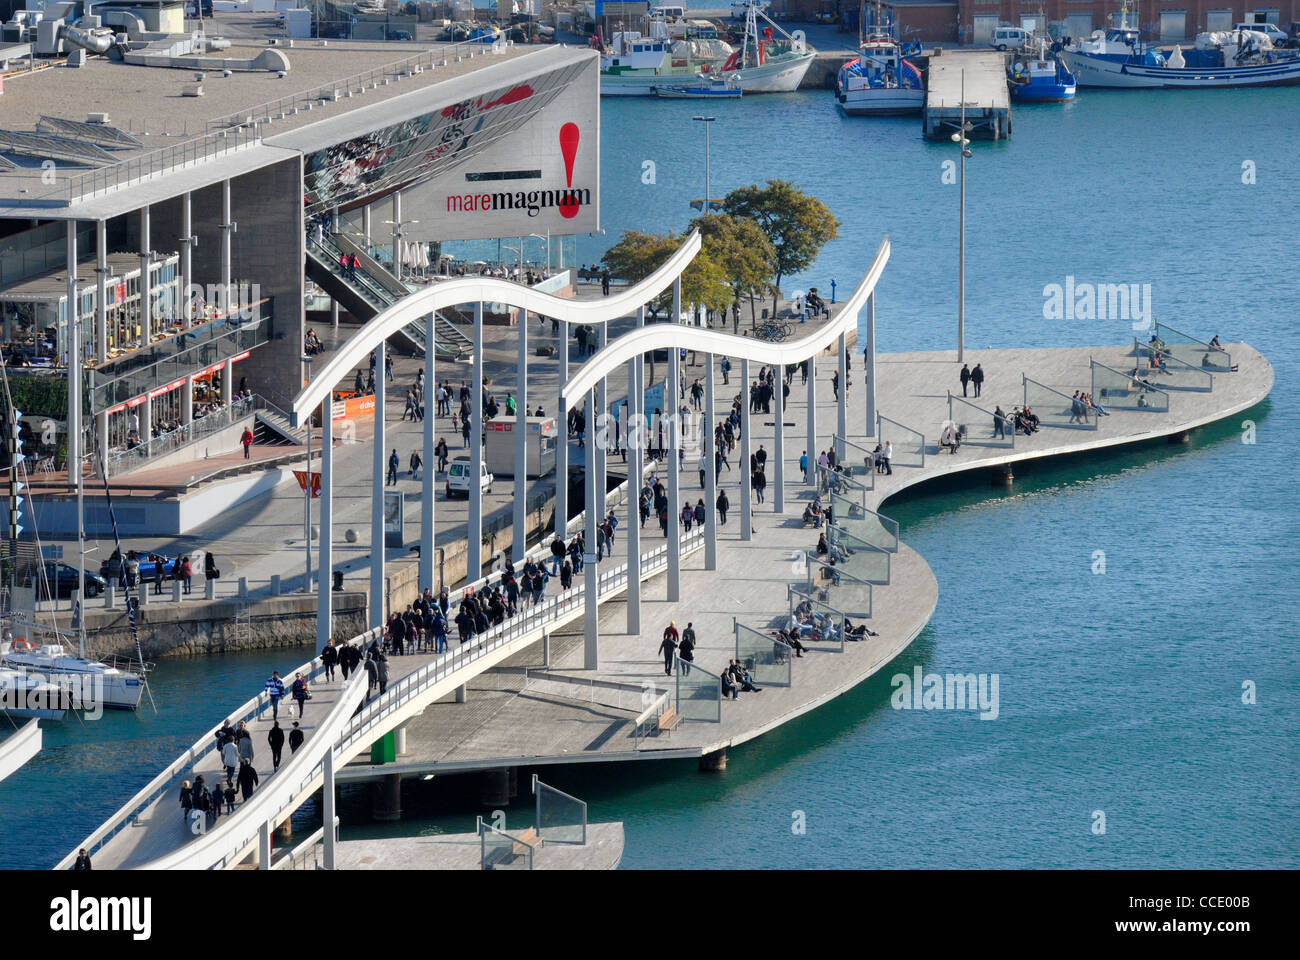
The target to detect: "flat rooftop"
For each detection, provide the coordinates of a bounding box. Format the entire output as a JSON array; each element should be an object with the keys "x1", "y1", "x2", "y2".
[{"x1": 0, "y1": 26, "x2": 589, "y2": 213}]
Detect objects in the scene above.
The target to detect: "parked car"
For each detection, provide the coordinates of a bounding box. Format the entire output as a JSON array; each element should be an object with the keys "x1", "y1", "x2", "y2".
[
  {"x1": 100, "y1": 551, "x2": 181, "y2": 583},
  {"x1": 445, "y1": 457, "x2": 493, "y2": 499},
  {"x1": 36, "y1": 562, "x2": 107, "y2": 600},
  {"x1": 1234, "y1": 22, "x2": 1289, "y2": 44}
]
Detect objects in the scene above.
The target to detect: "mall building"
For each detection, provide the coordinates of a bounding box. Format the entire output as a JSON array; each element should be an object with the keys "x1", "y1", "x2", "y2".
[{"x1": 0, "y1": 0, "x2": 598, "y2": 515}]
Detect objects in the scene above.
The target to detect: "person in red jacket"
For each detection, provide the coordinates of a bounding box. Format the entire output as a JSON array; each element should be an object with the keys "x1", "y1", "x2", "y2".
[{"x1": 240, "y1": 426, "x2": 253, "y2": 459}]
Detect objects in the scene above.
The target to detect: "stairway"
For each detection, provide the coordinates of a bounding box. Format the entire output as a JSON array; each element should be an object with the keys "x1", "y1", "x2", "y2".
[{"x1": 305, "y1": 232, "x2": 473, "y2": 362}]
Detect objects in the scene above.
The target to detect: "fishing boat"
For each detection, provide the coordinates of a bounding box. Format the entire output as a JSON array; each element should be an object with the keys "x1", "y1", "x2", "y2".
[
  {"x1": 0, "y1": 667, "x2": 67, "y2": 721},
  {"x1": 836, "y1": 2, "x2": 925, "y2": 116},
  {"x1": 654, "y1": 74, "x2": 743, "y2": 98},
  {"x1": 1009, "y1": 40, "x2": 1077, "y2": 101},
  {"x1": 0, "y1": 635, "x2": 146, "y2": 711},
  {"x1": 1062, "y1": 2, "x2": 1300, "y2": 88},
  {"x1": 599, "y1": 1, "x2": 814, "y2": 96}
]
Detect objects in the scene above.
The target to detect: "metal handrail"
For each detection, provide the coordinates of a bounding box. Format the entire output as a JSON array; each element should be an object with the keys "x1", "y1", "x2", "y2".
[{"x1": 53, "y1": 626, "x2": 381, "y2": 869}]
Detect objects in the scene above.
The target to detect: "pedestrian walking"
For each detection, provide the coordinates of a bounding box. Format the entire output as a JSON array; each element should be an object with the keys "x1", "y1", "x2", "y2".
[
  {"x1": 237, "y1": 730, "x2": 254, "y2": 764},
  {"x1": 659, "y1": 622, "x2": 679, "y2": 676},
  {"x1": 240, "y1": 426, "x2": 253, "y2": 459},
  {"x1": 221, "y1": 738, "x2": 239, "y2": 787},
  {"x1": 237, "y1": 759, "x2": 259, "y2": 801},
  {"x1": 265, "y1": 670, "x2": 285, "y2": 720},
  {"x1": 972, "y1": 363, "x2": 984, "y2": 398},
  {"x1": 679, "y1": 623, "x2": 696, "y2": 676},
  {"x1": 387, "y1": 448, "x2": 399, "y2": 486},
  {"x1": 959, "y1": 363, "x2": 971, "y2": 397},
  {"x1": 881, "y1": 440, "x2": 893, "y2": 475},
  {"x1": 179, "y1": 780, "x2": 193, "y2": 822},
  {"x1": 717, "y1": 488, "x2": 730, "y2": 525},
  {"x1": 364, "y1": 651, "x2": 379, "y2": 694},
  {"x1": 800, "y1": 450, "x2": 808, "y2": 483},
  {"x1": 268, "y1": 721, "x2": 285, "y2": 770},
  {"x1": 409, "y1": 450, "x2": 422, "y2": 478},
  {"x1": 288, "y1": 722, "x2": 304, "y2": 754},
  {"x1": 321, "y1": 640, "x2": 337, "y2": 681},
  {"x1": 290, "y1": 672, "x2": 309, "y2": 717}
]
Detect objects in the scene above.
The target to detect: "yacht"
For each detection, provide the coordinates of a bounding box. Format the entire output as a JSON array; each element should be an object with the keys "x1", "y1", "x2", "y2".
[
  {"x1": 0, "y1": 636, "x2": 146, "y2": 710},
  {"x1": 0, "y1": 667, "x2": 67, "y2": 721}
]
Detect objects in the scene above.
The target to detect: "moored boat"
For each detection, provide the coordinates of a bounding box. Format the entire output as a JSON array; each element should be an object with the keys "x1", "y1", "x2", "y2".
[
  {"x1": 836, "y1": 2, "x2": 925, "y2": 116},
  {"x1": 0, "y1": 635, "x2": 146, "y2": 711},
  {"x1": 1009, "y1": 41, "x2": 1077, "y2": 101}
]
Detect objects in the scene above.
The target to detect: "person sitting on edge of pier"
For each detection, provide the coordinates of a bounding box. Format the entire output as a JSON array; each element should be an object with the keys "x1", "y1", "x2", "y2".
[
  {"x1": 806, "y1": 288, "x2": 829, "y2": 318},
  {"x1": 773, "y1": 627, "x2": 807, "y2": 657},
  {"x1": 729, "y1": 660, "x2": 762, "y2": 693},
  {"x1": 721, "y1": 667, "x2": 739, "y2": 701},
  {"x1": 802, "y1": 497, "x2": 824, "y2": 528},
  {"x1": 844, "y1": 617, "x2": 879, "y2": 640},
  {"x1": 816, "y1": 531, "x2": 829, "y2": 556}
]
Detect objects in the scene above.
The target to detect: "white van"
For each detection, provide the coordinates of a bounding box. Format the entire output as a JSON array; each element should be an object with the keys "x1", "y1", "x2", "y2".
[
  {"x1": 445, "y1": 456, "x2": 493, "y2": 499},
  {"x1": 650, "y1": 5, "x2": 686, "y2": 23},
  {"x1": 990, "y1": 27, "x2": 1032, "y2": 50}
]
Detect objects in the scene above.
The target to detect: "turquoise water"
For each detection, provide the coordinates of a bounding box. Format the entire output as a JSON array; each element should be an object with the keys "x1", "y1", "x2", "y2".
[{"x1": 2, "y1": 88, "x2": 1295, "y2": 869}]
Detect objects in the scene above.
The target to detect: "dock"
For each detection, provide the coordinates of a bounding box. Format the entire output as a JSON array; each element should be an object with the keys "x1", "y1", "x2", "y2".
[
  {"x1": 924, "y1": 50, "x2": 1011, "y2": 140},
  {"x1": 329, "y1": 822, "x2": 624, "y2": 870}
]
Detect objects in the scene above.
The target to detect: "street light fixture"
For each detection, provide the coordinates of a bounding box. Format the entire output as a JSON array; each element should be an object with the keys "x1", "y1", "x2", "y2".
[
  {"x1": 692, "y1": 116, "x2": 716, "y2": 212},
  {"x1": 383, "y1": 217, "x2": 420, "y2": 279},
  {"x1": 949, "y1": 69, "x2": 973, "y2": 363},
  {"x1": 527, "y1": 232, "x2": 550, "y2": 272}
]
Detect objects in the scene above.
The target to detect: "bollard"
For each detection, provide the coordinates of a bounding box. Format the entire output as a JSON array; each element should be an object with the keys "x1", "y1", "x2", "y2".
[
  {"x1": 172, "y1": 580, "x2": 182, "y2": 603},
  {"x1": 238, "y1": 576, "x2": 248, "y2": 598},
  {"x1": 271, "y1": 574, "x2": 281, "y2": 596},
  {"x1": 205, "y1": 578, "x2": 216, "y2": 600},
  {"x1": 104, "y1": 584, "x2": 115, "y2": 609},
  {"x1": 138, "y1": 585, "x2": 149, "y2": 606}
]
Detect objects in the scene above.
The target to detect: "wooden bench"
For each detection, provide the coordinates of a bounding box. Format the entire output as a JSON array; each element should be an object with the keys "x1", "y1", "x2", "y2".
[
  {"x1": 512, "y1": 826, "x2": 541, "y2": 857},
  {"x1": 657, "y1": 707, "x2": 681, "y2": 735}
]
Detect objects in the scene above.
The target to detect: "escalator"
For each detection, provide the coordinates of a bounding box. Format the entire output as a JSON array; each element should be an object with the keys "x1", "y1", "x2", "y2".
[{"x1": 305, "y1": 232, "x2": 473, "y2": 362}]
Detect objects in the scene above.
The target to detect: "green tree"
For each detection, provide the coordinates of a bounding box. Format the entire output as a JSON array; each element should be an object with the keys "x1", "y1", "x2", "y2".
[
  {"x1": 690, "y1": 213, "x2": 774, "y2": 332},
  {"x1": 600, "y1": 230, "x2": 732, "y2": 321},
  {"x1": 722, "y1": 179, "x2": 840, "y2": 313}
]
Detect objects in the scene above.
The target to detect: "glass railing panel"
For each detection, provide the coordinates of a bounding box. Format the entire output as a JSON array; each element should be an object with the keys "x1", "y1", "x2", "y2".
[
  {"x1": 803, "y1": 557, "x2": 873, "y2": 618},
  {"x1": 1022, "y1": 376, "x2": 1097, "y2": 430},
  {"x1": 534, "y1": 778, "x2": 587, "y2": 845},
  {"x1": 479, "y1": 821, "x2": 533, "y2": 870},
  {"x1": 1090, "y1": 359, "x2": 1171, "y2": 412},
  {"x1": 814, "y1": 463, "x2": 868, "y2": 507},
  {"x1": 947, "y1": 392, "x2": 1014, "y2": 448},
  {"x1": 833, "y1": 435, "x2": 877, "y2": 491},
  {"x1": 1134, "y1": 339, "x2": 1214, "y2": 391},
  {"x1": 830, "y1": 492, "x2": 898, "y2": 553},
  {"x1": 734, "y1": 623, "x2": 793, "y2": 687},
  {"x1": 822, "y1": 527, "x2": 890, "y2": 584},
  {"x1": 674, "y1": 656, "x2": 721, "y2": 722},
  {"x1": 1153, "y1": 321, "x2": 1232, "y2": 372},
  {"x1": 876, "y1": 414, "x2": 925, "y2": 468},
  {"x1": 787, "y1": 585, "x2": 852, "y2": 652}
]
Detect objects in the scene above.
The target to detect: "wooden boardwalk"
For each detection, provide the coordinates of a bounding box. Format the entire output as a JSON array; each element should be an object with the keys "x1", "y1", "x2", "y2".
[{"x1": 367, "y1": 340, "x2": 1272, "y2": 774}]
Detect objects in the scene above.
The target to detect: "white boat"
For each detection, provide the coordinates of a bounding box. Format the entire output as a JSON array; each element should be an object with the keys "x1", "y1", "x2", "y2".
[
  {"x1": 600, "y1": 3, "x2": 814, "y2": 96},
  {"x1": 0, "y1": 667, "x2": 67, "y2": 721},
  {"x1": 1062, "y1": 2, "x2": 1300, "y2": 88},
  {"x1": 655, "y1": 72, "x2": 743, "y2": 98},
  {"x1": 0, "y1": 638, "x2": 145, "y2": 710},
  {"x1": 836, "y1": 3, "x2": 924, "y2": 116}
]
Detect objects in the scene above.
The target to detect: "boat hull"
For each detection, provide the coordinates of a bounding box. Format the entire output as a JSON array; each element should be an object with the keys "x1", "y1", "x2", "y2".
[
  {"x1": 0, "y1": 656, "x2": 144, "y2": 710},
  {"x1": 836, "y1": 87, "x2": 925, "y2": 115},
  {"x1": 602, "y1": 51, "x2": 814, "y2": 96},
  {"x1": 1010, "y1": 81, "x2": 1076, "y2": 101},
  {"x1": 1062, "y1": 50, "x2": 1300, "y2": 88}
]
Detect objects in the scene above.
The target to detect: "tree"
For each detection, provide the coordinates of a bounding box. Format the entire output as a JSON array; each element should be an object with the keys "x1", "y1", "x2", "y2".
[
  {"x1": 721, "y1": 180, "x2": 840, "y2": 313},
  {"x1": 600, "y1": 230, "x2": 731, "y2": 321},
  {"x1": 690, "y1": 213, "x2": 774, "y2": 332}
]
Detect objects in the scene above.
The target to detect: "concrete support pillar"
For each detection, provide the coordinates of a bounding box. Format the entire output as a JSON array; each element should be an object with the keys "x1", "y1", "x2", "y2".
[
  {"x1": 479, "y1": 769, "x2": 509, "y2": 807},
  {"x1": 468, "y1": 301, "x2": 484, "y2": 581},
  {"x1": 317, "y1": 406, "x2": 332, "y2": 648},
  {"x1": 837, "y1": 333, "x2": 848, "y2": 457},
  {"x1": 704, "y1": 352, "x2": 717, "y2": 570},
  {"x1": 865, "y1": 292, "x2": 876, "y2": 438},
  {"x1": 221, "y1": 179, "x2": 233, "y2": 320},
  {"x1": 139, "y1": 206, "x2": 151, "y2": 344},
  {"x1": 420, "y1": 313, "x2": 435, "y2": 588},
  {"x1": 699, "y1": 748, "x2": 728, "y2": 772},
  {"x1": 773, "y1": 365, "x2": 785, "y2": 512},
  {"x1": 513, "y1": 310, "x2": 527, "y2": 564},
  {"x1": 180, "y1": 192, "x2": 193, "y2": 329},
  {"x1": 555, "y1": 320, "x2": 568, "y2": 537},
  {"x1": 362, "y1": 204, "x2": 371, "y2": 250},
  {"x1": 370, "y1": 342, "x2": 386, "y2": 630},
  {"x1": 372, "y1": 773, "x2": 401, "y2": 821},
  {"x1": 258, "y1": 820, "x2": 271, "y2": 869},
  {"x1": 322, "y1": 749, "x2": 337, "y2": 870},
  {"x1": 222, "y1": 357, "x2": 233, "y2": 407},
  {"x1": 65, "y1": 223, "x2": 80, "y2": 491},
  {"x1": 583, "y1": 386, "x2": 599, "y2": 670},
  {"x1": 94, "y1": 219, "x2": 107, "y2": 361},
  {"x1": 181, "y1": 376, "x2": 193, "y2": 427},
  {"x1": 455, "y1": 684, "x2": 467, "y2": 703},
  {"x1": 993, "y1": 465, "x2": 1014, "y2": 486},
  {"x1": 740, "y1": 358, "x2": 752, "y2": 541},
  {"x1": 666, "y1": 277, "x2": 682, "y2": 601},
  {"x1": 393, "y1": 720, "x2": 408, "y2": 756},
  {"x1": 626, "y1": 315, "x2": 642, "y2": 636},
  {"x1": 806, "y1": 354, "x2": 817, "y2": 487},
  {"x1": 139, "y1": 399, "x2": 151, "y2": 450}
]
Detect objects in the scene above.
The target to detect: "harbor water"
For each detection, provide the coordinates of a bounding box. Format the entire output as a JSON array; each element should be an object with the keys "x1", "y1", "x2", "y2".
[{"x1": 2, "y1": 87, "x2": 1296, "y2": 869}]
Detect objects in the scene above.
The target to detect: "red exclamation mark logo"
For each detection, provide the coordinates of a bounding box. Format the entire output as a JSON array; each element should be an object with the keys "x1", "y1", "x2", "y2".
[{"x1": 558, "y1": 122, "x2": 580, "y2": 219}]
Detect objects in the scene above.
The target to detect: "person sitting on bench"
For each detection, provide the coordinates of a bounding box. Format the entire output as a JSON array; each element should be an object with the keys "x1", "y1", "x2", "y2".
[
  {"x1": 720, "y1": 668, "x2": 739, "y2": 700},
  {"x1": 802, "y1": 498, "x2": 824, "y2": 527},
  {"x1": 787, "y1": 613, "x2": 815, "y2": 637},
  {"x1": 816, "y1": 531, "x2": 829, "y2": 556},
  {"x1": 805, "y1": 288, "x2": 829, "y2": 318},
  {"x1": 729, "y1": 660, "x2": 762, "y2": 693},
  {"x1": 940, "y1": 423, "x2": 961, "y2": 453}
]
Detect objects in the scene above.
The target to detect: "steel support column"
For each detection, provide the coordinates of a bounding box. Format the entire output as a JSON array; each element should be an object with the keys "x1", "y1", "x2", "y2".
[
  {"x1": 555, "y1": 319, "x2": 568, "y2": 538},
  {"x1": 806, "y1": 354, "x2": 817, "y2": 486},
  {"x1": 666, "y1": 277, "x2": 682, "y2": 601},
  {"x1": 468, "y1": 301, "x2": 484, "y2": 581},
  {"x1": 221, "y1": 179, "x2": 232, "y2": 319},
  {"x1": 513, "y1": 309, "x2": 528, "y2": 563},
  {"x1": 773, "y1": 364, "x2": 785, "y2": 512},
  {"x1": 180, "y1": 192, "x2": 193, "y2": 329},
  {"x1": 704, "y1": 352, "x2": 717, "y2": 569},
  {"x1": 318, "y1": 405, "x2": 332, "y2": 647},
  {"x1": 323, "y1": 749, "x2": 337, "y2": 870},
  {"x1": 740, "y1": 358, "x2": 752, "y2": 540},
  {"x1": 837, "y1": 332, "x2": 848, "y2": 457},
  {"x1": 626, "y1": 305, "x2": 644, "y2": 634},
  {"x1": 370, "y1": 342, "x2": 385, "y2": 630},
  {"x1": 421, "y1": 313, "x2": 435, "y2": 589},
  {"x1": 595, "y1": 323, "x2": 607, "y2": 527},
  {"x1": 65, "y1": 223, "x2": 80, "y2": 494},
  {"x1": 865, "y1": 291, "x2": 876, "y2": 438},
  {"x1": 583, "y1": 386, "x2": 598, "y2": 669},
  {"x1": 139, "y1": 205, "x2": 151, "y2": 343}
]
